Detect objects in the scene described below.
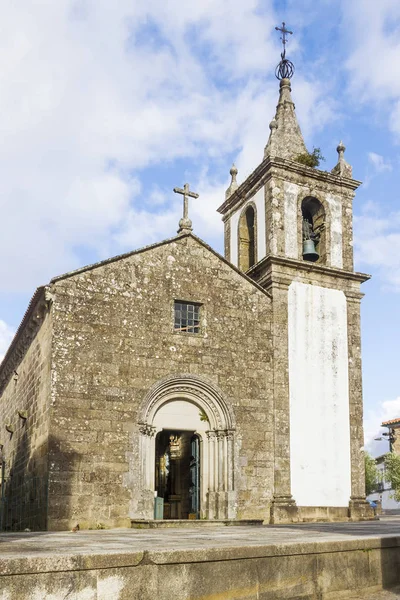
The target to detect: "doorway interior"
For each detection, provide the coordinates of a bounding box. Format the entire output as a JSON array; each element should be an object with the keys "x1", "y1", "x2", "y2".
[{"x1": 155, "y1": 429, "x2": 200, "y2": 519}]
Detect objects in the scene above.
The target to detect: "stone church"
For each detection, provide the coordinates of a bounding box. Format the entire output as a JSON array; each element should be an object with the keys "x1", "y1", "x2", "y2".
[{"x1": 0, "y1": 51, "x2": 372, "y2": 530}]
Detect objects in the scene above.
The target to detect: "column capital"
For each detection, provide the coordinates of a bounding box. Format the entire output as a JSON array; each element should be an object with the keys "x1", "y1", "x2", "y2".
[
  {"x1": 225, "y1": 429, "x2": 235, "y2": 441},
  {"x1": 344, "y1": 290, "x2": 364, "y2": 301},
  {"x1": 138, "y1": 423, "x2": 156, "y2": 437}
]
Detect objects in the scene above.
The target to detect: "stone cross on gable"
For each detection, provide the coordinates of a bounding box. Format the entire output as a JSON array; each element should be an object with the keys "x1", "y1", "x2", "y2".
[{"x1": 173, "y1": 183, "x2": 199, "y2": 234}]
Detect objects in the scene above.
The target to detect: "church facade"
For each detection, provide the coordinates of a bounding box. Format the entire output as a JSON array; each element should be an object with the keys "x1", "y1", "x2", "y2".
[{"x1": 0, "y1": 66, "x2": 372, "y2": 530}]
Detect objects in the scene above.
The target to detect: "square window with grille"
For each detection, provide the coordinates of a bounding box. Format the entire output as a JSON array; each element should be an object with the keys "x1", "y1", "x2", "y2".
[{"x1": 174, "y1": 301, "x2": 201, "y2": 334}]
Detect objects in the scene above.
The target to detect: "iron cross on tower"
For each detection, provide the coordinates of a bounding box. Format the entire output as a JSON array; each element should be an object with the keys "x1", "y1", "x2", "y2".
[
  {"x1": 275, "y1": 21, "x2": 293, "y2": 59},
  {"x1": 173, "y1": 183, "x2": 199, "y2": 234}
]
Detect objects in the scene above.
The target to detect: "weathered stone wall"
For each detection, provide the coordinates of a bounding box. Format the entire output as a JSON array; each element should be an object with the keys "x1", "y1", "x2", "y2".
[
  {"x1": 222, "y1": 159, "x2": 357, "y2": 274},
  {"x1": 392, "y1": 432, "x2": 400, "y2": 455},
  {"x1": 229, "y1": 187, "x2": 266, "y2": 268},
  {"x1": 47, "y1": 234, "x2": 273, "y2": 530},
  {"x1": 263, "y1": 163, "x2": 356, "y2": 271},
  {"x1": 0, "y1": 299, "x2": 52, "y2": 530},
  {"x1": 250, "y1": 256, "x2": 370, "y2": 521}
]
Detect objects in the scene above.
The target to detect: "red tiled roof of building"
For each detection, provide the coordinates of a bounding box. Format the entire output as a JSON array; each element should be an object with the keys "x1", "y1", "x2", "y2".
[{"x1": 382, "y1": 418, "x2": 400, "y2": 426}]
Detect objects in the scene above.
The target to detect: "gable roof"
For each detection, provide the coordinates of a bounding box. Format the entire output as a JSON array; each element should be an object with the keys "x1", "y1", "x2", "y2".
[
  {"x1": 0, "y1": 232, "x2": 271, "y2": 391},
  {"x1": 50, "y1": 231, "x2": 272, "y2": 299}
]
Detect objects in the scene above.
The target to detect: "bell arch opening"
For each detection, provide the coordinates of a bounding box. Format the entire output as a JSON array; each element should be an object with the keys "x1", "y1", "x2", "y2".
[
  {"x1": 138, "y1": 374, "x2": 236, "y2": 521},
  {"x1": 301, "y1": 197, "x2": 326, "y2": 264},
  {"x1": 238, "y1": 204, "x2": 256, "y2": 271}
]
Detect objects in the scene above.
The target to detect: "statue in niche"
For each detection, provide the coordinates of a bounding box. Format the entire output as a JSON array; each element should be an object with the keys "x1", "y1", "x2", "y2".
[{"x1": 169, "y1": 434, "x2": 182, "y2": 460}]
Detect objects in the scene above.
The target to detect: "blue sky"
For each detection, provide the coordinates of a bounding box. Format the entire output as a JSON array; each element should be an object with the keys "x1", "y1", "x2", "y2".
[{"x1": 1, "y1": 0, "x2": 399, "y2": 455}]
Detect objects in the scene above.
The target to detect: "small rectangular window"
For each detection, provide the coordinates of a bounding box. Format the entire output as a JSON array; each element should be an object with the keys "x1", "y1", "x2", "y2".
[{"x1": 174, "y1": 301, "x2": 201, "y2": 334}]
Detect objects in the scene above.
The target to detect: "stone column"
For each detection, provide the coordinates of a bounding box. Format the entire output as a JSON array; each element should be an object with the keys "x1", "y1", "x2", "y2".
[
  {"x1": 206, "y1": 431, "x2": 217, "y2": 519},
  {"x1": 269, "y1": 281, "x2": 298, "y2": 524},
  {"x1": 225, "y1": 430, "x2": 237, "y2": 519},
  {"x1": 217, "y1": 430, "x2": 225, "y2": 500},
  {"x1": 224, "y1": 217, "x2": 231, "y2": 262},
  {"x1": 216, "y1": 430, "x2": 225, "y2": 518},
  {"x1": 345, "y1": 292, "x2": 374, "y2": 520},
  {"x1": 226, "y1": 430, "x2": 234, "y2": 492},
  {"x1": 138, "y1": 423, "x2": 156, "y2": 519}
]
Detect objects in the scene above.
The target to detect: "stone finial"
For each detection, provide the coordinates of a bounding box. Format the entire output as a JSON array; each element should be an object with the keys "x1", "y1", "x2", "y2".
[
  {"x1": 225, "y1": 164, "x2": 239, "y2": 199},
  {"x1": 264, "y1": 78, "x2": 307, "y2": 160},
  {"x1": 331, "y1": 140, "x2": 352, "y2": 178}
]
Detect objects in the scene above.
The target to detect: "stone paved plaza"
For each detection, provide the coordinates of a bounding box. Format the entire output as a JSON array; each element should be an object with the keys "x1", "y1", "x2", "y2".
[
  {"x1": 1, "y1": 518, "x2": 400, "y2": 599},
  {"x1": 1, "y1": 517, "x2": 400, "y2": 559}
]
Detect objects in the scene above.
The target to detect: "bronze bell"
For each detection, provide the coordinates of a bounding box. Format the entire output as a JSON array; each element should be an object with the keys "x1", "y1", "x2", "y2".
[{"x1": 302, "y1": 239, "x2": 319, "y2": 262}]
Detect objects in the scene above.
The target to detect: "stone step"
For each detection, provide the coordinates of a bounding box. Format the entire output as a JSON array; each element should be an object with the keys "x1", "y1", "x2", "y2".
[{"x1": 131, "y1": 518, "x2": 264, "y2": 528}]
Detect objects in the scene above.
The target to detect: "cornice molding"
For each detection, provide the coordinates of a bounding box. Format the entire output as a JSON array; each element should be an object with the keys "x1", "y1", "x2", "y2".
[
  {"x1": 248, "y1": 255, "x2": 371, "y2": 289},
  {"x1": 217, "y1": 157, "x2": 362, "y2": 217}
]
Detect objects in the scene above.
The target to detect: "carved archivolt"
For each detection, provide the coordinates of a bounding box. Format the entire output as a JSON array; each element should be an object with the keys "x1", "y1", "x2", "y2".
[
  {"x1": 138, "y1": 373, "x2": 236, "y2": 432},
  {"x1": 138, "y1": 374, "x2": 237, "y2": 518}
]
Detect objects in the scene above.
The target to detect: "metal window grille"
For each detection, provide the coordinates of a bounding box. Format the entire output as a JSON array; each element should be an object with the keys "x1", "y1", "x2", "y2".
[{"x1": 174, "y1": 301, "x2": 200, "y2": 334}]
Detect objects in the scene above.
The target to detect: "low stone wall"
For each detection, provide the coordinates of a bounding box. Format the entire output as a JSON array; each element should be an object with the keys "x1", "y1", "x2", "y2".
[{"x1": 1, "y1": 535, "x2": 400, "y2": 599}]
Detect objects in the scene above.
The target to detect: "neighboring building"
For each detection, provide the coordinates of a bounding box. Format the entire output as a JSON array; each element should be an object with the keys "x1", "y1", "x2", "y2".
[
  {"x1": 368, "y1": 419, "x2": 400, "y2": 512},
  {"x1": 381, "y1": 418, "x2": 400, "y2": 454},
  {"x1": 0, "y1": 51, "x2": 373, "y2": 530},
  {"x1": 367, "y1": 454, "x2": 400, "y2": 512}
]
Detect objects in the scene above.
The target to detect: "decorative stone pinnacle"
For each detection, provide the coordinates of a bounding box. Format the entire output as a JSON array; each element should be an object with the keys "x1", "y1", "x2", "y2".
[
  {"x1": 264, "y1": 75, "x2": 306, "y2": 160},
  {"x1": 225, "y1": 164, "x2": 239, "y2": 199},
  {"x1": 173, "y1": 183, "x2": 199, "y2": 234},
  {"x1": 331, "y1": 140, "x2": 352, "y2": 178},
  {"x1": 337, "y1": 140, "x2": 346, "y2": 155}
]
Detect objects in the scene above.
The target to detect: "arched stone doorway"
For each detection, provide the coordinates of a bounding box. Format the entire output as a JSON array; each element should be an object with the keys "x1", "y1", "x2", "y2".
[{"x1": 137, "y1": 374, "x2": 236, "y2": 520}]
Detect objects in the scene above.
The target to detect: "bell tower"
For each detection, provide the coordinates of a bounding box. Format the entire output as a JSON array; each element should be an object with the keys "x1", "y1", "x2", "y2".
[{"x1": 217, "y1": 24, "x2": 372, "y2": 523}]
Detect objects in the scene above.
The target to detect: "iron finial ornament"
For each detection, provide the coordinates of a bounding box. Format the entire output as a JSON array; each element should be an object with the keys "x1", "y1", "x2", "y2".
[{"x1": 274, "y1": 21, "x2": 295, "y2": 80}]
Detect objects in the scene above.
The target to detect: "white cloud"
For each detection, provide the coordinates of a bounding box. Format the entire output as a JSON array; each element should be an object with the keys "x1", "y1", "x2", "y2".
[
  {"x1": 368, "y1": 152, "x2": 392, "y2": 174},
  {"x1": 0, "y1": 321, "x2": 15, "y2": 363},
  {"x1": 342, "y1": 0, "x2": 400, "y2": 138},
  {"x1": 364, "y1": 396, "x2": 400, "y2": 457},
  {"x1": 0, "y1": 1, "x2": 338, "y2": 300},
  {"x1": 0, "y1": 1, "x2": 275, "y2": 292},
  {"x1": 354, "y1": 203, "x2": 400, "y2": 290}
]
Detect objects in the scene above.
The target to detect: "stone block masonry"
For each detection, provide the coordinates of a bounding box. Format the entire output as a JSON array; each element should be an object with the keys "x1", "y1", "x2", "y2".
[
  {"x1": 47, "y1": 234, "x2": 273, "y2": 530},
  {"x1": 0, "y1": 293, "x2": 52, "y2": 531}
]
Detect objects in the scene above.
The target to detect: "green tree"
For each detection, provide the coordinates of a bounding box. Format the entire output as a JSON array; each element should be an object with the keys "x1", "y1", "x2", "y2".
[
  {"x1": 294, "y1": 147, "x2": 325, "y2": 168},
  {"x1": 384, "y1": 453, "x2": 400, "y2": 502},
  {"x1": 365, "y1": 452, "x2": 379, "y2": 496}
]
